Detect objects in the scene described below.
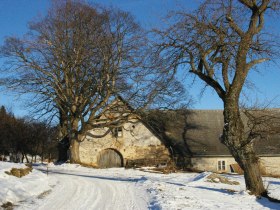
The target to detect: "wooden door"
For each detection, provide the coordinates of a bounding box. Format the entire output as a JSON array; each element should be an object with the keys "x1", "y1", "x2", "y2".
[{"x1": 97, "y1": 149, "x2": 123, "y2": 168}]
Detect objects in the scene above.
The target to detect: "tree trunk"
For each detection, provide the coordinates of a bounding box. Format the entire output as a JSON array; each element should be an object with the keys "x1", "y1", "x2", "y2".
[
  {"x1": 41, "y1": 137, "x2": 46, "y2": 163},
  {"x1": 70, "y1": 138, "x2": 80, "y2": 163},
  {"x1": 57, "y1": 135, "x2": 69, "y2": 162},
  {"x1": 57, "y1": 113, "x2": 70, "y2": 162},
  {"x1": 222, "y1": 99, "x2": 265, "y2": 196},
  {"x1": 69, "y1": 119, "x2": 81, "y2": 163},
  {"x1": 34, "y1": 140, "x2": 40, "y2": 163},
  {"x1": 240, "y1": 150, "x2": 265, "y2": 195},
  {"x1": 23, "y1": 152, "x2": 29, "y2": 163}
]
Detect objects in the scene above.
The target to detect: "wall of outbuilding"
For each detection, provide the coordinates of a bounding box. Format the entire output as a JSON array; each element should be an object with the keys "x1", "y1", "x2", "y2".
[
  {"x1": 79, "y1": 119, "x2": 170, "y2": 167},
  {"x1": 191, "y1": 157, "x2": 236, "y2": 173},
  {"x1": 191, "y1": 156, "x2": 280, "y2": 176},
  {"x1": 260, "y1": 157, "x2": 280, "y2": 176}
]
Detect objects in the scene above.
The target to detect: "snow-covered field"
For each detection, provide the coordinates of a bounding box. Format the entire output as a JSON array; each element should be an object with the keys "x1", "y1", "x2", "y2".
[
  {"x1": 0, "y1": 162, "x2": 50, "y2": 207},
  {"x1": 1, "y1": 162, "x2": 280, "y2": 210}
]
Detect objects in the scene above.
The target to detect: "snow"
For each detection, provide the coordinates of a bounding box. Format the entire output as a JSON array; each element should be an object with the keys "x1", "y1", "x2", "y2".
[
  {"x1": 1, "y1": 162, "x2": 280, "y2": 210},
  {"x1": 0, "y1": 162, "x2": 50, "y2": 206}
]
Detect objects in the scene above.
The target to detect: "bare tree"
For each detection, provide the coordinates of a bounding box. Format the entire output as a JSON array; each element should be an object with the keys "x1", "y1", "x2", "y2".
[
  {"x1": 0, "y1": 105, "x2": 57, "y2": 163},
  {"x1": 153, "y1": 0, "x2": 279, "y2": 196},
  {"x1": 0, "y1": 0, "x2": 187, "y2": 163},
  {"x1": 243, "y1": 105, "x2": 280, "y2": 141}
]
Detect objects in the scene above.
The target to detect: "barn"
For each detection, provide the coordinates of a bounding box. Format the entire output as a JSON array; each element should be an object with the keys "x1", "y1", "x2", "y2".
[
  {"x1": 146, "y1": 109, "x2": 280, "y2": 176},
  {"x1": 77, "y1": 99, "x2": 280, "y2": 176}
]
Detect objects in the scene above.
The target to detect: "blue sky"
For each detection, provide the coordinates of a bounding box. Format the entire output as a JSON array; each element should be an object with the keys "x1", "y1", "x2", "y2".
[{"x1": 0, "y1": 0, "x2": 279, "y2": 117}]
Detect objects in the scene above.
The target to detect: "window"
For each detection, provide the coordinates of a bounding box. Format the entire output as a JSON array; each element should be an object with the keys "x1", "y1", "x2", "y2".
[
  {"x1": 112, "y1": 127, "x2": 123, "y2": 138},
  {"x1": 218, "y1": 160, "x2": 226, "y2": 171}
]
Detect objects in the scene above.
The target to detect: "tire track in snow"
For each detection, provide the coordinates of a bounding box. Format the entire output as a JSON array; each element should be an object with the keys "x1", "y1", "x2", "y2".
[{"x1": 17, "y1": 168, "x2": 150, "y2": 210}]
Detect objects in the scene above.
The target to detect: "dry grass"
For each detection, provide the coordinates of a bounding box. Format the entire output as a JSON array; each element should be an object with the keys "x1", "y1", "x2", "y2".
[
  {"x1": 1, "y1": 202, "x2": 14, "y2": 210},
  {"x1": 37, "y1": 189, "x2": 52, "y2": 199},
  {"x1": 222, "y1": 188, "x2": 238, "y2": 194},
  {"x1": 207, "y1": 173, "x2": 240, "y2": 185},
  {"x1": 5, "y1": 165, "x2": 33, "y2": 178},
  {"x1": 152, "y1": 166, "x2": 178, "y2": 174},
  {"x1": 262, "y1": 174, "x2": 280, "y2": 178},
  {"x1": 79, "y1": 162, "x2": 98, "y2": 168}
]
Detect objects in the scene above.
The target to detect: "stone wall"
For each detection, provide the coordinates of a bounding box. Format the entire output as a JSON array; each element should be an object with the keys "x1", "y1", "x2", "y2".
[{"x1": 79, "y1": 118, "x2": 170, "y2": 167}]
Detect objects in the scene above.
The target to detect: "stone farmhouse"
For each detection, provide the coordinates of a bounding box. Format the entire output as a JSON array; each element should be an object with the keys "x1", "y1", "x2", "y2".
[
  {"x1": 79, "y1": 98, "x2": 170, "y2": 168},
  {"x1": 78, "y1": 99, "x2": 280, "y2": 176}
]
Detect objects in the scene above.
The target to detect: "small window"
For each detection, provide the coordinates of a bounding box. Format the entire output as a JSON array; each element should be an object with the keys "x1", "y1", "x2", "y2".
[
  {"x1": 218, "y1": 160, "x2": 226, "y2": 171},
  {"x1": 112, "y1": 127, "x2": 123, "y2": 138}
]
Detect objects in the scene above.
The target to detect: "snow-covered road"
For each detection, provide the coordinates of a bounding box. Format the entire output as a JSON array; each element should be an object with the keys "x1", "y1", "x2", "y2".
[
  {"x1": 2, "y1": 163, "x2": 280, "y2": 210},
  {"x1": 18, "y1": 165, "x2": 151, "y2": 210}
]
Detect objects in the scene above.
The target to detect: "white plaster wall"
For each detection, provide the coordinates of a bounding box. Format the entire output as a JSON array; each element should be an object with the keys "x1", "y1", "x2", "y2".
[
  {"x1": 259, "y1": 157, "x2": 280, "y2": 176},
  {"x1": 79, "y1": 119, "x2": 170, "y2": 167},
  {"x1": 192, "y1": 156, "x2": 280, "y2": 176},
  {"x1": 191, "y1": 157, "x2": 236, "y2": 173}
]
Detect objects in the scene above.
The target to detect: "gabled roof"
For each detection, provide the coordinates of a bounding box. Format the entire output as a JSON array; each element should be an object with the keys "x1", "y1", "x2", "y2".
[{"x1": 145, "y1": 109, "x2": 280, "y2": 157}]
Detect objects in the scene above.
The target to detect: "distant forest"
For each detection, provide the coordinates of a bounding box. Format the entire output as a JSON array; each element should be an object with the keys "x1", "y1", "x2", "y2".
[{"x1": 0, "y1": 106, "x2": 58, "y2": 162}]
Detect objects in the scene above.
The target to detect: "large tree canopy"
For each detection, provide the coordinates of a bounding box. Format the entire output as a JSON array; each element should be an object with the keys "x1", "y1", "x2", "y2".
[
  {"x1": 153, "y1": 0, "x2": 279, "y2": 196},
  {"x1": 0, "y1": 0, "x2": 187, "y2": 162}
]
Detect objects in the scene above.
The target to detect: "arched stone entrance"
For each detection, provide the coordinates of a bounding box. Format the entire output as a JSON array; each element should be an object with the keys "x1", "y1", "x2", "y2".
[{"x1": 97, "y1": 149, "x2": 123, "y2": 168}]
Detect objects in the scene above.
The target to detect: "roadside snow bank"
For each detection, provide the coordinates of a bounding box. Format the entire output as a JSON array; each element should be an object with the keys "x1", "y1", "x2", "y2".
[{"x1": 0, "y1": 162, "x2": 50, "y2": 205}]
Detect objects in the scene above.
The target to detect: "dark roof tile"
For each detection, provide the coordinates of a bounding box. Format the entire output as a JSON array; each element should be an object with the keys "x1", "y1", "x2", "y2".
[{"x1": 145, "y1": 109, "x2": 280, "y2": 157}]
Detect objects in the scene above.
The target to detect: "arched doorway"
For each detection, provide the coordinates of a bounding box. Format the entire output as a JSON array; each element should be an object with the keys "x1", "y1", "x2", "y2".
[{"x1": 97, "y1": 149, "x2": 123, "y2": 168}]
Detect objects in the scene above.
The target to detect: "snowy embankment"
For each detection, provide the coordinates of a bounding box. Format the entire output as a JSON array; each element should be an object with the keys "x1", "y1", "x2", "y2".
[
  {"x1": 0, "y1": 162, "x2": 50, "y2": 207},
  {"x1": 142, "y1": 171, "x2": 280, "y2": 210},
  {"x1": 1, "y1": 162, "x2": 280, "y2": 209}
]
